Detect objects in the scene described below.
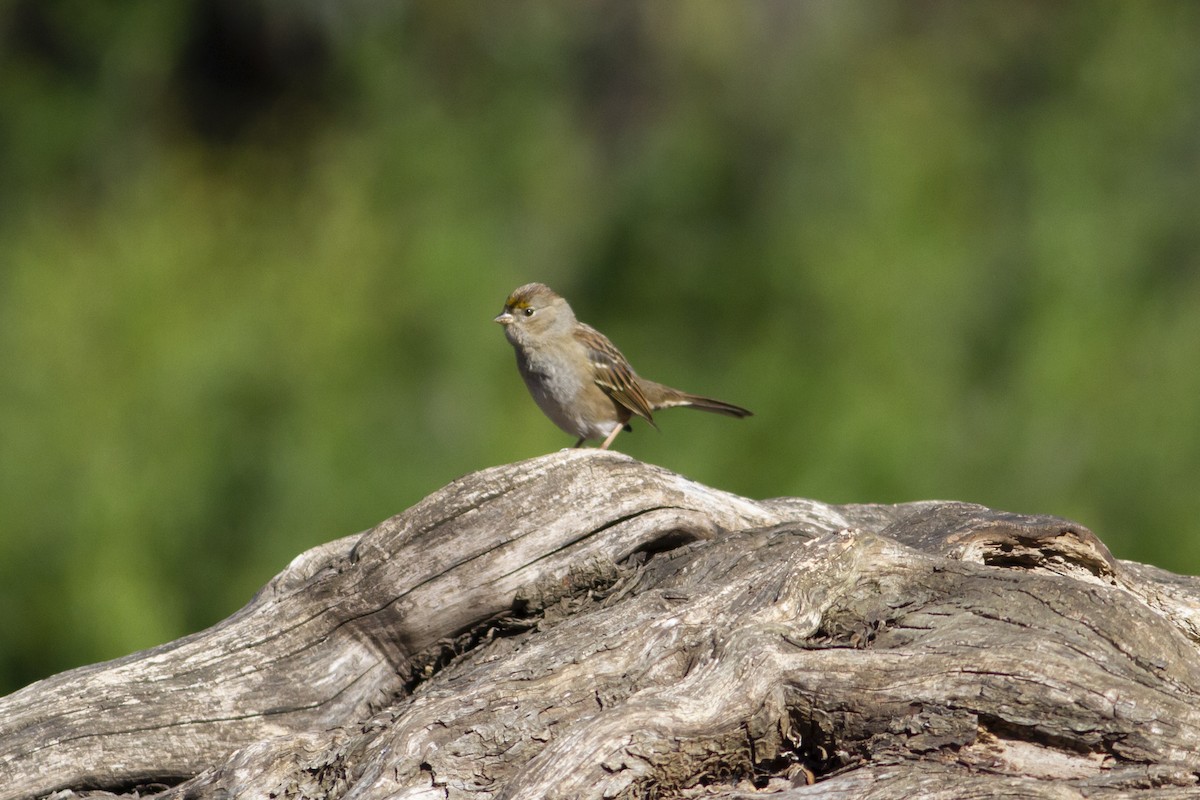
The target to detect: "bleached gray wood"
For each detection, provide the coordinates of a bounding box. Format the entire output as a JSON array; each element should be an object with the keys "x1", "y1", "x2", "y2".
[{"x1": 2, "y1": 451, "x2": 1198, "y2": 799}]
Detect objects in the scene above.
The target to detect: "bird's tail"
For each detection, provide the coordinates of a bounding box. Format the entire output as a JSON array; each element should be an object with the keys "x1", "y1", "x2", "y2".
[
  {"x1": 676, "y1": 393, "x2": 753, "y2": 418},
  {"x1": 644, "y1": 381, "x2": 752, "y2": 418}
]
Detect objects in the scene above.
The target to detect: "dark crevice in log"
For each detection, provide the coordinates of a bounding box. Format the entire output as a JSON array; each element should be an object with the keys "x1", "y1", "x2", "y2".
[
  {"x1": 977, "y1": 713, "x2": 1102, "y2": 757},
  {"x1": 624, "y1": 519, "x2": 714, "y2": 561},
  {"x1": 399, "y1": 611, "x2": 536, "y2": 698},
  {"x1": 403, "y1": 557, "x2": 634, "y2": 698}
]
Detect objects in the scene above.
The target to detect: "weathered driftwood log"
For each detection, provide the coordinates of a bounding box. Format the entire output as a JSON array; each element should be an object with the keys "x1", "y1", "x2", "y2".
[{"x1": 2, "y1": 451, "x2": 1199, "y2": 799}]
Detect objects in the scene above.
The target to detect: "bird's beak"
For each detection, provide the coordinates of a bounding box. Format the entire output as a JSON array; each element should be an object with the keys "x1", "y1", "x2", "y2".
[{"x1": 494, "y1": 311, "x2": 514, "y2": 325}]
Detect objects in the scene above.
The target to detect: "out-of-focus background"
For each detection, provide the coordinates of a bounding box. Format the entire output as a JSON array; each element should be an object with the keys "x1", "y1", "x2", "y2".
[{"x1": 2, "y1": 1, "x2": 1198, "y2": 695}]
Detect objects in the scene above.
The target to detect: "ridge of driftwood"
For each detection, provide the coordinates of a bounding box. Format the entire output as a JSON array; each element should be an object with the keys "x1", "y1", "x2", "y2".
[{"x1": 2, "y1": 451, "x2": 1199, "y2": 799}]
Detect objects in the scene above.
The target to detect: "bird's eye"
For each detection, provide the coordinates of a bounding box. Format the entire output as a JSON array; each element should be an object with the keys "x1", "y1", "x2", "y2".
[{"x1": 523, "y1": 307, "x2": 535, "y2": 317}]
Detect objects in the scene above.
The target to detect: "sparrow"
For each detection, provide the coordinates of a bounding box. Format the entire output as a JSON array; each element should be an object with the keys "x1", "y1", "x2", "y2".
[{"x1": 495, "y1": 283, "x2": 751, "y2": 450}]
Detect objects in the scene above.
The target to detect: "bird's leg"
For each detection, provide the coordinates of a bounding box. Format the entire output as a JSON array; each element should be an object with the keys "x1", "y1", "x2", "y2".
[
  {"x1": 572, "y1": 436, "x2": 587, "y2": 448},
  {"x1": 598, "y1": 425, "x2": 623, "y2": 451}
]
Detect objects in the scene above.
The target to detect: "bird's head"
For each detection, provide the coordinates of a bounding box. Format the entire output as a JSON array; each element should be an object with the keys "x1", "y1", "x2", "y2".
[{"x1": 494, "y1": 283, "x2": 576, "y2": 345}]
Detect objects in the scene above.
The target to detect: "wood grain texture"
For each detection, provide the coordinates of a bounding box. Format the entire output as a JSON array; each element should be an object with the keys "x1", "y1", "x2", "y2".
[{"x1": 2, "y1": 451, "x2": 1198, "y2": 799}]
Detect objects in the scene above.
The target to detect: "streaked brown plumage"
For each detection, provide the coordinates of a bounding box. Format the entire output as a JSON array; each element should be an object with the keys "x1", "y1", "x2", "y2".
[{"x1": 494, "y1": 283, "x2": 751, "y2": 450}]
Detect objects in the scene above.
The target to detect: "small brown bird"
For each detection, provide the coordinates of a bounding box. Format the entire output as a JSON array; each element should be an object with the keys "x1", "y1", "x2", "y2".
[{"x1": 494, "y1": 283, "x2": 752, "y2": 450}]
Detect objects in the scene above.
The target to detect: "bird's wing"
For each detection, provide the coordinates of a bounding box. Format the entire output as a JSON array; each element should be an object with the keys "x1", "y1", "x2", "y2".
[{"x1": 575, "y1": 323, "x2": 656, "y2": 423}]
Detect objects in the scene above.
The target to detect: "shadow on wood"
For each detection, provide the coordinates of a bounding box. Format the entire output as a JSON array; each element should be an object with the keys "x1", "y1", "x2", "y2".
[{"x1": 2, "y1": 451, "x2": 1199, "y2": 799}]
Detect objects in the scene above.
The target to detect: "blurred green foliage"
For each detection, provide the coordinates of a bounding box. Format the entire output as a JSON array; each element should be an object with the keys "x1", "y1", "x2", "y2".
[{"x1": 1, "y1": 1, "x2": 1199, "y2": 695}]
